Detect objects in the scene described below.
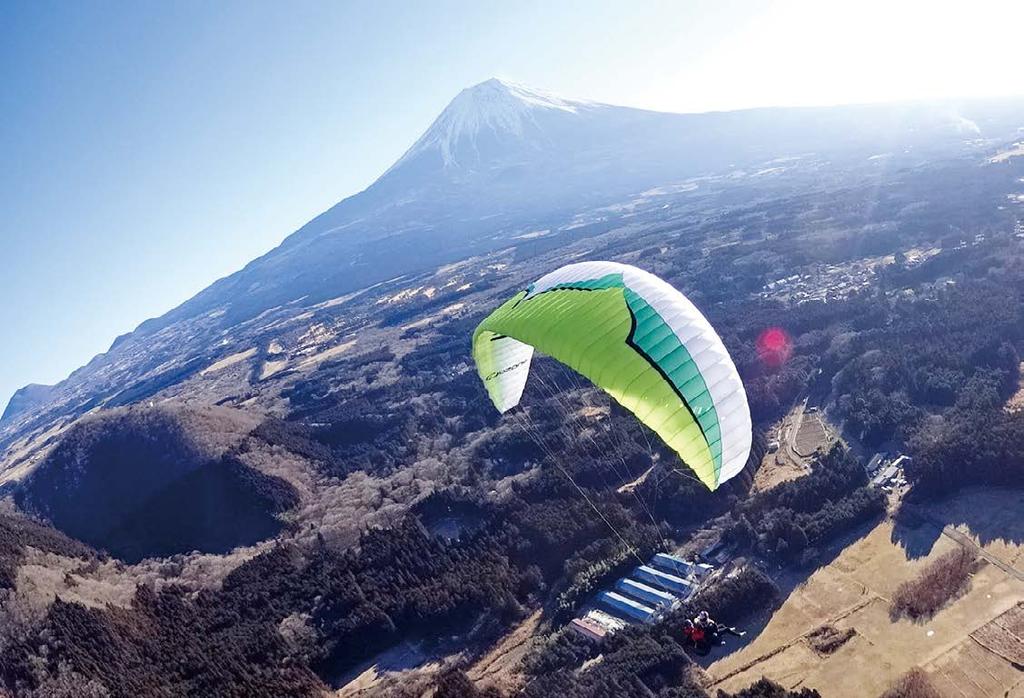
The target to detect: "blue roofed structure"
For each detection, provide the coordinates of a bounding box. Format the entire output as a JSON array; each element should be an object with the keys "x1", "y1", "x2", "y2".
[
  {"x1": 633, "y1": 565, "x2": 693, "y2": 597},
  {"x1": 615, "y1": 578, "x2": 676, "y2": 607},
  {"x1": 574, "y1": 550, "x2": 722, "y2": 636},
  {"x1": 651, "y1": 552, "x2": 712, "y2": 580},
  {"x1": 652, "y1": 552, "x2": 693, "y2": 576},
  {"x1": 597, "y1": 591, "x2": 656, "y2": 622}
]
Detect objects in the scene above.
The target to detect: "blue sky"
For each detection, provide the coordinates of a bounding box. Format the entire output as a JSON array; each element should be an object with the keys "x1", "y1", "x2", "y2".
[{"x1": 2, "y1": 0, "x2": 1022, "y2": 412}]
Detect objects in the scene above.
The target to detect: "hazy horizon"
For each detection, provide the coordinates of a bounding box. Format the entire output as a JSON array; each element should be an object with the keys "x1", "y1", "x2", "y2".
[{"x1": 3, "y1": 0, "x2": 1024, "y2": 411}]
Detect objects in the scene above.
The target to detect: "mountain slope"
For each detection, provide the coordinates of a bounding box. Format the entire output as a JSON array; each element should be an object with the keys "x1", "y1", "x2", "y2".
[
  {"x1": 1, "y1": 384, "x2": 55, "y2": 423},
  {"x1": 132, "y1": 81, "x2": 1023, "y2": 333},
  {"x1": 3, "y1": 79, "x2": 1023, "y2": 452}
]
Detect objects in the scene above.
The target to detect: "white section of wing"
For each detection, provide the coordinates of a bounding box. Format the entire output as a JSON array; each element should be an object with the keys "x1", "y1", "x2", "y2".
[{"x1": 486, "y1": 335, "x2": 535, "y2": 413}]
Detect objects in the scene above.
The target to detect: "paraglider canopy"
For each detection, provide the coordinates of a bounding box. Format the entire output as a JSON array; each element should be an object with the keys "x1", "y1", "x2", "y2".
[{"x1": 472, "y1": 261, "x2": 751, "y2": 490}]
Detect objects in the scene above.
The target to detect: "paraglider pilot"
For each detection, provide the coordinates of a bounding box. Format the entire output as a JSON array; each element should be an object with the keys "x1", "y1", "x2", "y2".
[
  {"x1": 680, "y1": 619, "x2": 709, "y2": 655},
  {"x1": 695, "y1": 610, "x2": 746, "y2": 644},
  {"x1": 682, "y1": 611, "x2": 746, "y2": 654}
]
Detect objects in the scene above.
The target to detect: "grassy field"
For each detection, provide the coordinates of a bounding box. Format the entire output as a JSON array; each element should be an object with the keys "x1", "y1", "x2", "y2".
[
  {"x1": 331, "y1": 487, "x2": 1023, "y2": 697},
  {"x1": 753, "y1": 402, "x2": 836, "y2": 493},
  {"x1": 704, "y1": 488, "x2": 1024, "y2": 698}
]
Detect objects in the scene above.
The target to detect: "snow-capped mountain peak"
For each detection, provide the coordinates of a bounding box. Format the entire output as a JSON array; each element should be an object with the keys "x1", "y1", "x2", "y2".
[
  {"x1": 390, "y1": 78, "x2": 596, "y2": 170},
  {"x1": 459, "y1": 78, "x2": 588, "y2": 114}
]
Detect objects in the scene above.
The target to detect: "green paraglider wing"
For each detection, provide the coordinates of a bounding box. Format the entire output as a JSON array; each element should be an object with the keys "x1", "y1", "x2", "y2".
[{"x1": 472, "y1": 261, "x2": 751, "y2": 490}]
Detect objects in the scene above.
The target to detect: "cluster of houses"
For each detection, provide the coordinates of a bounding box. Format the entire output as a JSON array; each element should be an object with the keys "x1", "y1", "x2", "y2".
[
  {"x1": 866, "y1": 452, "x2": 910, "y2": 490},
  {"x1": 569, "y1": 552, "x2": 714, "y2": 641},
  {"x1": 759, "y1": 260, "x2": 879, "y2": 306}
]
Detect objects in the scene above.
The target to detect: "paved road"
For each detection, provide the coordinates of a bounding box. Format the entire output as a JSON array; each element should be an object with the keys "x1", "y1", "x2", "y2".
[
  {"x1": 785, "y1": 399, "x2": 807, "y2": 460},
  {"x1": 939, "y1": 524, "x2": 1024, "y2": 583},
  {"x1": 904, "y1": 503, "x2": 1024, "y2": 582}
]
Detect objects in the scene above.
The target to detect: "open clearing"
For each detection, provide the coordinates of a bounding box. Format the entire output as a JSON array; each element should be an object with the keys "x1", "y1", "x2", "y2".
[
  {"x1": 297, "y1": 339, "x2": 357, "y2": 370},
  {"x1": 618, "y1": 464, "x2": 656, "y2": 493},
  {"x1": 1004, "y1": 363, "x2": 1024, "y2": 413},
  {"x1": 705, "y1": 488, "x2": 1024, "y2": 698},
  {"x1": 753, "y1": 401, "x2": 837, "y2": 493},
  {"x1": 333, "y1": 610, "x2": 543, "y2": 696},
  {"x1": 989, "y1": 142, "x2": 1024, "y2": 163},
  {"x1": 334, "y1": 641, "x2": 440, "y2": 696},
  {"x1": 752, "y1": 444, "x2": 806, "y2": 493},
  {"x1": 793, "y1": 412, "x2": 832, "y2": 457},
  {"x1": 335, "y1": 486, "x2": 1023, "y2": 697},
  {"x1": 466, "y1": 610, "x2": 544, "y2": 694},
  {"x1": 200, "y1": 348, "x2": 257, "y2": 376}
]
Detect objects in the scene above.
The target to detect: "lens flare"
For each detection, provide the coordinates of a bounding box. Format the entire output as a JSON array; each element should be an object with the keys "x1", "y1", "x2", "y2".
[{"x1": 756, "y1": 327, "x2": 792, "y2": 368}]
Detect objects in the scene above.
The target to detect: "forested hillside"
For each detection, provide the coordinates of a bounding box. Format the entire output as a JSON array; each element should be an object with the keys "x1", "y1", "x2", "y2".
[{"x1": 1, "y1": 97, "x2": 1023, "y2": 696}]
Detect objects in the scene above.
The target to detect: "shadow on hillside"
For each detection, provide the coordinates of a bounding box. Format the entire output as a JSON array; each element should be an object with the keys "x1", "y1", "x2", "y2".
[
  {"x1": 686, "y1": 603, "x2": 776, "y2": 670},
  {"x1": 98, "y1": 456, "x2": 296, "y2": 563},
  {"x1": 327, "y1": 640, "x2": 432, "y2": 692},
  {"x1": 15, "y1": 406, "x2": 300, "y2": 564},
  {"x1": 890, "y1": 487, "x2": 1024, "y2": 560}
]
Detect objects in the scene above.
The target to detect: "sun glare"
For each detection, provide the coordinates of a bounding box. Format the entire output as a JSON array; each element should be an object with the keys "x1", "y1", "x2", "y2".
[{"x1": 655, "y1": 0, "x2": 1024, "y2": 112}]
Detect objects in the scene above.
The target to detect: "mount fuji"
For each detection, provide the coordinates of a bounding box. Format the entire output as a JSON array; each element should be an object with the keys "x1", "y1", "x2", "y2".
[
  {"x1": 131, "y1": 78, "x2": 1015, "y2": 333},
  {"x1": 3, "y1": 77, "x2": 1023, "y2": 442}
]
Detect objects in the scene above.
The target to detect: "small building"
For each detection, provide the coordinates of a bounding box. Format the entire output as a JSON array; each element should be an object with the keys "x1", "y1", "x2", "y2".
[
  {"x1": 651, "y1": 552, "x2": 712, "y2": 581},
  {"x1": 616, "y1": 578, "x2": 676, "y2": 608},
  {"x1": 871, "y1": 465, "x2": 899, "y2": 487},
  {"x1": 569, "y1": 617, "x2": 608, "y2": 642},
  {"x1": 710, "y1": 547, "x2": 733, "y2": 565},
  {"x1": 866, "y1": 452, "x2": 886, "y2": 474},
  {"x1": 695, "y1": 562, "x2": 714, "y2": 579},
  {"x1": 585, "y1": 608, "x2": 626, "y2": 634},
  {"x1": 597, "y1": 591, "x2": 656, "y2": 623},
  {"x1": 699, "y1": 538, "x2": 730, "y2": 563},
  {"x1": 632, "y1": 565, "x2": 693, "y2": 597}
]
